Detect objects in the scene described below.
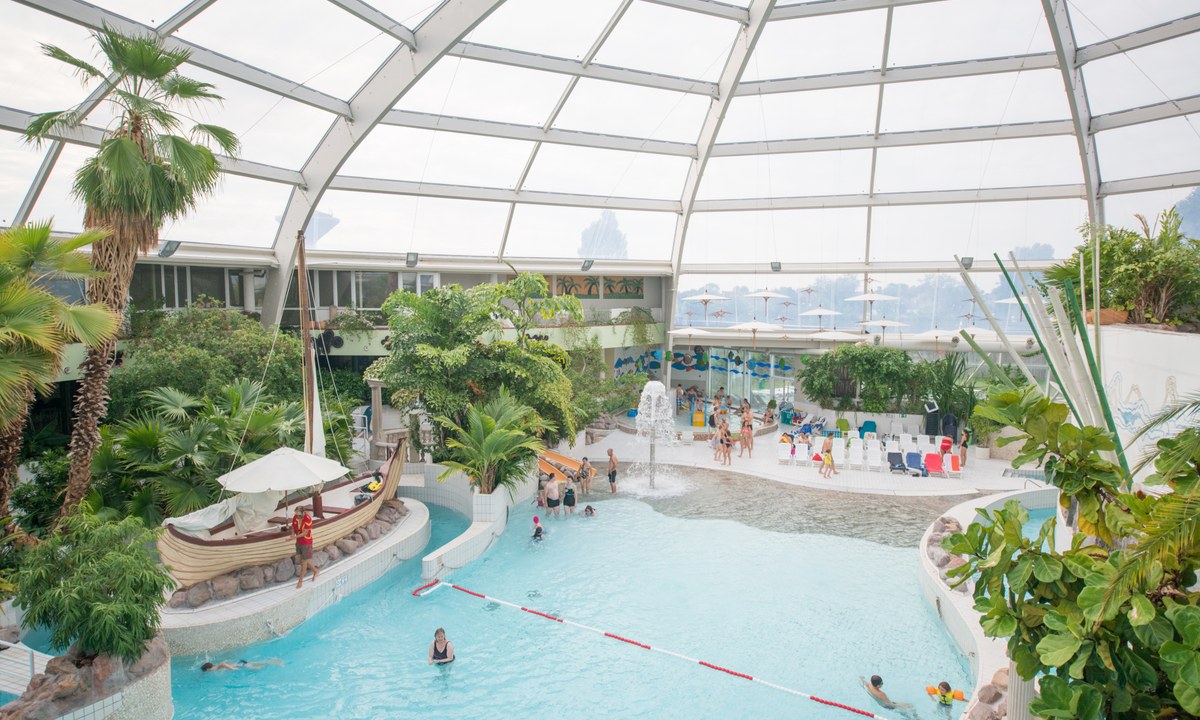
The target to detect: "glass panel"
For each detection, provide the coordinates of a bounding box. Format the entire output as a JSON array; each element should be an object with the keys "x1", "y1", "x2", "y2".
[
  {"x1": 1104, "y1": 187, "x2": 1198, "y2": 233},
  {"x1": 314, "y1": 191, "x2": 508, "y2": 255},
  {"x1": 285, "y1": 270, "x2": 299, "y2": 309},
  {"x1": 697, "y1": 151, "x2": 874, "y2": 200},
  {"x1": 504, "y1": 206, "x2": 675, "y2": 260},
  {"x1": 342, "y1": 126, "x2": 533, "y2": 188},
  {"x1": 466, "y1": 0, "x2": 624, "y2": 60},
  {"x1": 744, "y1": 11, "x2": 886, "y2": 81},
  {"x1": 1083, "y1": 33, "x2": 1200, "y2": 115},
  {"x1": 0, "y1": 5, "x2": 104, "y2": 113},
  {"x1": 317, "y1": 271, "x2": 334, "y2": 308},
  {"x1": 160, "y1": 175, "x2": 292, "y2": 248},
  {"x1": 189, "y1": 266, "x2": 226, "y2": 305},
  {"x1": 522, "y1": 145, "x2": 691, "y2": 200},
  {"x1": 552, "y1": 79, "x2": 711, "y2": 143},
  {"x1": 873, "y1": 136, "x2": 1084, "y2": 193},
  {"x1": 396, "y1": 58, "x2": 572, "y2": 126},
  {"x1": 87, "y1": 1, "x2": 190, "y2": 26},
  {"x1": 336, "y1": 270, "x2": 354, "y2": 306},
  {"x1": 718, "y1": 87, "x2": 879, "y2": 143},
  {"x1": 1067, "y1": 0, "x2": 1198, "y2": 46},
  {"x1": 356, "y1": 271, "x2": 397, "y2": 309},
  {"x1": 869, "y1": 199, "x2": 1088, "y2": 263},
  {"x1": 400, "y1": 272, "x2": 417, "y2": 294},
  {"x1": 176, "y1": 0, "x2": 398, "y2": 99},
  {"x1": 164, "y1": 265, "x2": 181, "y2": 308},
  {"x1": 888, "y1": 0, "x2": 1052, "y2": 67},
  {"x1": 0, "y1": 131, "x2": 46, "y2": 227},
  {"x1": 29, "y1": 143, "x2": 91, "y2": 233},
  {"x1": 880, "y1": 70, "x2": 1071, "y2": 132},
  {"x1": 419, "y1": 274, "x2": 436, "y2": 295},
  {"x1": 129, "y1": 265, "x2": 162, "y2": 307},
  {"x1": 684, "y1": 208, "x2": 869, "y2": 264},
  {"x1": 253, "y1": 273, "x2": 267, "y2": 309},
  {"x1": 1096, "y1": 115, "x2": 1200, "y2": 180},
  {"x1": 592, "y1": 3, "x2": 742, "y2": 81},
  {"x1": 228, "y1": 270, "x2": 244, "y2": 309},
  {"x1": 370, "y1": 0, "x2": 440, "y2": 28}
]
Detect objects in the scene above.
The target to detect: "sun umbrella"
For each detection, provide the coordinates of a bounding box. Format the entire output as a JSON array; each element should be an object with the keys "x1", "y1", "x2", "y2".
[
  {"x1": 685, "y1": 292, "x2": 727, "y2": 324},
  {"x1": 798, "y1": 305, "x2": 842, "y2": 330},
  {"x1": 746, "y1": 290, "x2": 788, "y2": 317},
  {"x1": 845, "y1": 291, "x2": 898, "y2": 322},
  {"x1": 730, "y1": 319, "x2": 781, "y2": 349},
  {"x1": 217, "y1": 447, "x2": 350, "y2": 493},
  {"x1": 859, "y1": 317, "x2": 908, "y2": 342}
]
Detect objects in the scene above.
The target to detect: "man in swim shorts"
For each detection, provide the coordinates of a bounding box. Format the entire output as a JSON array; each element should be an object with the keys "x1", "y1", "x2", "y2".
[
  {"x1": 861, "y1": 675, "x2": 912, "y2": 711},
  {"x1": 607, "y1": 448, "x2": 618, "y2": 493},
  {"x1": 544, "y1": 477, "x2": 561, "y2": 518}
]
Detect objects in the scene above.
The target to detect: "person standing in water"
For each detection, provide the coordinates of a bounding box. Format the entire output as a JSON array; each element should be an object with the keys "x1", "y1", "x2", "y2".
[
  {"x1": 861, "y1": 675, "x2": 912, "y2": 711},
  {"x1": 607, "y1": 448, "x2": 618, "y2": 493},
  {"x1": 579, "y1": 457, "x2": 593, "y2": 495},
  {"x1": 428, "y1": 628, "x2": 455, "y2": 665}
]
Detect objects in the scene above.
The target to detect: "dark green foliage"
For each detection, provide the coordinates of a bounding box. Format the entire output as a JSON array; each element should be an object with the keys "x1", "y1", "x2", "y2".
[
  {"x1": 434, "y1": 388, "x2": 546, "y2": 495},
  {"x1": 11, "y1": 449, "x2": 68, "y2": 537},
  {"x1": 108, "y1": 305, "x2": 303, "y2": 420},
  {"x1": 16, "y1": 511, "x2": 174, "y2": 662},
  {"x1": 564, "y1": 335, "x2": 647, "y2": 425},
  {"x1": 322, "y1": 366, "x2": 369, "y2": 405},
  {"x1": 796, "y1": 344, "x2": 923, "y2": 413}
]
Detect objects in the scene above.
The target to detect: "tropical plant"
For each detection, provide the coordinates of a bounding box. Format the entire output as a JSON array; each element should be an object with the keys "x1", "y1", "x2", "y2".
[
  {"x1": 326, "y1": 307, "x2": 377, "y2": 341},
  {"x1": 16, "y1": 511, "x2": 174, "y2": 662},
  {"x1": 564, "y1": 335, "x2": 646, "y2": 426},
  {"x1": 613, "y1": 306, "x2": 655, "y2": 347},
  {"x1": 0, "y1": 222, "x2": 119, "y2": 519},
  {"x1": 487, "y1": 271, "x2": 583, "y2": 349},
  {"x1": 11, "y1": 449, "x2": 69, "y2": 538},
  {"x1": 434, "y1": 389, "x2": 547, "y2": 495},
  {"x1": 25, "y1": 28, "x2": 239, "y2": 520}
]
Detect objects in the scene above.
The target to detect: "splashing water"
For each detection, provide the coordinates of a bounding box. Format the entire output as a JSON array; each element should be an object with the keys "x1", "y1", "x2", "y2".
[{"x1": 635, "y1": 380, "x2": 676, "y2": 490}]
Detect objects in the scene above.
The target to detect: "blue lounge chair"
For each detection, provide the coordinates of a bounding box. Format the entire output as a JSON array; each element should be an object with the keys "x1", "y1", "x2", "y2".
[{"x1": 905, "y1": 451, "x2": 926, "y2": 477}]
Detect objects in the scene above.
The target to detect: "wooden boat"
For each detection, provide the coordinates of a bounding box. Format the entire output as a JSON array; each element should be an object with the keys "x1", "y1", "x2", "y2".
[
  {"x1": 158, "y1": 437, "x2": 406, "y2": 587},
  {"x1": 157, "y1": 234, "x2": 406, "y2": 588}
]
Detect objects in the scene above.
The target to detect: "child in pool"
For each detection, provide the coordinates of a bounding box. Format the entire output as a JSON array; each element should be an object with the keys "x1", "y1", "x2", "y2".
[
  {"x1": 532, "y1": 516, "x2": 544, "y2": 540},
  {"x1": 583, "y1": 505, "x2": 596, "y2": 517}
]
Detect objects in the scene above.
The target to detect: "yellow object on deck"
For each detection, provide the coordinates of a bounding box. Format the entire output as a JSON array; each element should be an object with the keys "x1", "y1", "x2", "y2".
[{"x1": 692, "y1": 410, "x2": 704, "y2": 427}]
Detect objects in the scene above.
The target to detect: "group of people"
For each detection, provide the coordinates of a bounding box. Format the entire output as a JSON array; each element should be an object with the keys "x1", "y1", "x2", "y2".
[
  {"x1": 538, "y1": 449, "x2": 619, "y2": 518},
  {"x1": 675, "y1": 383, "x2": 705, "y2": 414},
  {"x1": 862, "y1": 675, "x2": 966, "y2": 717},
  {"x1": 709, "y1": 397, "x2": 756, "y2": 465}
]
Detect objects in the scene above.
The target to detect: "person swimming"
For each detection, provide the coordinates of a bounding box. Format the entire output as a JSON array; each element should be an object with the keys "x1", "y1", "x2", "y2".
[
  {"x1": 861, "y1": 675, "x2": 912, "y2": 711},
  {"x1": 201, "y1": 658, "x2": 284, "y2": 672},
  {"x1": 583, "y1": 505, "x2": 596, "y2": 517}
]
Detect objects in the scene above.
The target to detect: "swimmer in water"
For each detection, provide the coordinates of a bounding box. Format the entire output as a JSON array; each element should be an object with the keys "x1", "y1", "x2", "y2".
[
  {"x1": 532, "y1": 516, "x2": 544, "y2": 540},
  {"x1": 583, "y1": 505, "x2": 596, "y2": 517},
  {"x1": 201, "y1": 658, "x2": 284, "y2": 672},
  {"x1": 861, "y1": 675, "x2": 912, "y2": 711}
]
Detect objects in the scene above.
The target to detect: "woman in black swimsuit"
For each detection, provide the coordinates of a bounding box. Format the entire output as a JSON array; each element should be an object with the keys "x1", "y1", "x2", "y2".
[
  {"x1": 429, "y1": 628, "x2": 454, "y2": 665},
  {"x1": 563, "y1": 482, "x2": 576, "y2": 515}
]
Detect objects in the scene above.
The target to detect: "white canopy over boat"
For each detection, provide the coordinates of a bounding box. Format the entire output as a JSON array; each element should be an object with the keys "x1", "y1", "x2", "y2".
[
  {"x1": 162, "y1": 490, "x2": 285, "y2": 539},
  {"x1": 217, "y1": 447, "x2": 350, "y2": 493}
]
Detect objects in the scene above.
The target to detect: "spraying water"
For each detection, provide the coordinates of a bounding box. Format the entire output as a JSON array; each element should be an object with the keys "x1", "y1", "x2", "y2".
[{"x1": 635, "y1": 380, "x2": 676, "y2": 490}]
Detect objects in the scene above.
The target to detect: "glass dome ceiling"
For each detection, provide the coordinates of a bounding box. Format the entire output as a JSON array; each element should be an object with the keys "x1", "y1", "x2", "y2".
[{"x1": 1, "y1": 0, "x2": 1198, "y2": 278}]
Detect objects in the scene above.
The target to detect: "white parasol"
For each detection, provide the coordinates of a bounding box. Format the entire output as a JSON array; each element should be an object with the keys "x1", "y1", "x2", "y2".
[
  {"x1": 685, "y1": 292, "x2": 728, "y2": 324},
  {"x1": 798, "y1": 305, "x2": 842, "y2": 330},
  {"x1": 845, "y1": 291, "x2": 898, "y2": 321},
  {"x1": 730, "y1": 319, "x2": 782, "y2": 349},
  {"x1": 217, "y1": 447, "x2": 351, "y2": 493},
  {"x1": 746, "y1": 290, "x2": 788, "y2": 317}
]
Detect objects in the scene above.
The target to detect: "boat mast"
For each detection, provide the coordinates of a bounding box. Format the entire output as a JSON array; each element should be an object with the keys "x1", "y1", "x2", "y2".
[{"x1": 296, "y1": 232, "x2": 316, "y2": 454}]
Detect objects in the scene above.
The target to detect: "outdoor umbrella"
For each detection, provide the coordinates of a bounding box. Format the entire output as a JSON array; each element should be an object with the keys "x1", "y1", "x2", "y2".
[
  {"x1": 859, "y1": 317, "x2": 908, "y2": 342},
  {"x1": 746, "y1": 290, "x2": 788, "y2": 318},
  {"x1": 218, "y1": 447, "x2": 351, "y2": 493},
  {"x1": 845, "y1": 291, "x2": 898, "y2": 321},
  {"x1": 798, "y1": 305, "x2": 842, "y2": 331},
  {"x1": 684, "y1": 293, "x2": 727, "y2": 324},
  {"x1": 729, "y1": 319, "x2": 781, "y2": 349}
]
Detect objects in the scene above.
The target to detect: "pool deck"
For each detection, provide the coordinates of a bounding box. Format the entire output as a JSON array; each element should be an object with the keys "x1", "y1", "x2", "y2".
[{"x1": 577, "y1": 430, "x2": 1042, "y2": 497}]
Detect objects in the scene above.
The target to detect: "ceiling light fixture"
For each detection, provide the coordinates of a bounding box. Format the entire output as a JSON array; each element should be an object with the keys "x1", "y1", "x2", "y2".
[
  {"x1": 770, "y1": 261, "x2": 782, "y2": 272},
  {"x1": 406, "y1": 252, "x2": 419, "y2": 268},
  {"x1": 581, "y1": 259, "x2": 594, "y2": 271},
  {"x1": 158, "y1": 240, "x2": 181, "y2": 258}
]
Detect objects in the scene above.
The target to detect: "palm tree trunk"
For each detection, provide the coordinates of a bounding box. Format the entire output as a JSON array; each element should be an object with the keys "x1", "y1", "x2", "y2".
[
  {"x1": 0, "y1": 388, "x2": 34, "y2": 519},
  {"x1": 60, "y1": 214, "x2": 148, "y2": 520}
]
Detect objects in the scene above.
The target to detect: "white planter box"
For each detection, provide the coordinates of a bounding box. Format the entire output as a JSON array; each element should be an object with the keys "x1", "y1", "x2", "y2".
[{"x1": 973, "y1": 446, "x2": 991, "y2": 460}]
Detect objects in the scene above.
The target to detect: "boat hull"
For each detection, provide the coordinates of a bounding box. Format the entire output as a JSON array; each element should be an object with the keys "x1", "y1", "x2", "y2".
[{"x1": 158, "y1": 439, "x2": 407, "y2": 588}]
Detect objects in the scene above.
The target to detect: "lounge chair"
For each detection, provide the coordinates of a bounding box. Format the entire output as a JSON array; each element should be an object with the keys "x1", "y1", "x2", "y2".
[
  {"x1": 866, "y1": 446, "x2": 883, "y2": 472},
  {"x1": 887, "y1": 451, "x2": 907, "y2": 474},
  {"x1": 777, "y1": 443, "x2": 794, "y2": 465},
  {"x1": 946, "y1": 453, "x2": 962, "y2": 477},
  {"x1": 859, "y1": 420, "x2": 877, "y2": 439},
  {"x1": 847, "y1": 444, "x2": 864, "y2": 470},
  {"x1": 924, "y1": 452, "x2": 947, "y2": 477},
  {"x1": 905, "y1": 451, "x2": 926, "y2": 477}
]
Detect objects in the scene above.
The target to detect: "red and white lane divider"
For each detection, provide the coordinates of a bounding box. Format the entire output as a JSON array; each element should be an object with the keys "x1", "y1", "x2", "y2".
[{"x1": 412, "y1": 580, "x2": 890, "y2": 720}]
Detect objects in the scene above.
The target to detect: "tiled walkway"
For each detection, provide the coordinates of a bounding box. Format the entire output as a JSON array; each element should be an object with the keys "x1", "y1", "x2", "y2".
[{"x1": 569, "y1": 430, "x2": 1042, "y2": 497}]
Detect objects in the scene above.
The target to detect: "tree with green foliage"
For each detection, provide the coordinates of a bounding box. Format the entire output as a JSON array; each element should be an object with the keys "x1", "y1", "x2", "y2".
[
  {"x1": 434, "y1": 389, "x2": 547, "y2": 495},
  {"x1": 108, "y1": 304, "x2": 303, "y2": 419},
  {"x1": 943, "y1": 386, "x2": 1200, "y2": 718},
  {"x1": 487, "y1": 271, "x2": 583, "y2": 349},
  {"x1": 25, "y1": 28, "x2": 239, "y2": 520},
  {"x1": 833, "y1": 344, "x2": 917, "y2": 413},
  {"x1": 0, "y1": 222, "x2": 119, "y2": 520},
  {"x1": 1046, "y1": 208, "x2": 1200, "y2": 325},
  {"x1": 564, "y1": 335, "x2": 647, "y2": 426},
  {"x1": 17, "y1": 511, "x2": 174, "y2": 662}
]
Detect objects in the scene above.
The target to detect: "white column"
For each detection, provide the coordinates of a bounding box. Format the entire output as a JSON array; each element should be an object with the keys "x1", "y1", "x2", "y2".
[{"x1": 1006, "y1": 660, "x2": 1036, "y2": 720}]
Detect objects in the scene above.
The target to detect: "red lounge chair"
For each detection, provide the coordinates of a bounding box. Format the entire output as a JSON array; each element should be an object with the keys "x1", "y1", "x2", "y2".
[{"x1": 925, "y1": 452, "x2": 947, "y2": 477}]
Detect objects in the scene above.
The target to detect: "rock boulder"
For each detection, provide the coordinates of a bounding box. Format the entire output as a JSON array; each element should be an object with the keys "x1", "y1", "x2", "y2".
[
  {"x1": 336, "y1": 538, "x2": 359, "y2": 555},
  {"x1": 210, "y1": 574, "x2": 239, "y2": 600},
  {"x1": 272, "y1": 558, "x2": 296, "y2": 583},
  {"x1": 992, "y1": 666, "x2": 1009, "y2": 690},
  {"x1": 977, "y1": 684, "x2": 1003, "y2": 704},
  {"x1": 238, "y1": 567, "x2": 264, "y2": 592}
]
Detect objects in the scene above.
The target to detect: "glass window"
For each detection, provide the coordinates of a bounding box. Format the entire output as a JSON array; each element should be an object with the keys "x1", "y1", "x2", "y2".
[
  {"x1": 313, "y1": 191, "x2": 508, "y2": 255},
  {"x1": 369, "y1": 0, "x2": 440, "y2": 27},
  {"x1": 684, "y1": 208, "x2": 869, "y2": 264},
  {"x1": 880, "y1": 70, "x2": 1071, "y2": 133},
  {"x1": 888, "y1": 0, "x2": 1052, "y2": 67},
  {"x1": 253, "y1": 273, "x2": 267, "y2": 310},
  {"x1": 129, "y1": 265, "x2": 162, "y2": 307},
  {"x1": 400, "y1": 272, "x2": 417, "y2": 294},
  {"x1": 86, "y1": 1, "x2": 191, "y2": 25},
  {"x1": 336, "y1": 270, "x2": 354, "y2": 307},
  {"x1": 522, "y1": 145, "x2": 691, "y2": 200},
  {"x1": 29, "y1": 143, "x2": 91, "y2": 233},
  {"x1": 697, "y1": 151, "x2": 874, "y2": 200},
  {"x1": 718, "y1": 87, "x2": 879, "y2": 143},
  {"x1": 1067, "y1": 0, "x2": 1198, "y2": 46},
  {"x1": 316, "y1": 271, "x2": 334, "y2": 308},
  {"x1": 356, "y1": 272, "x2": 397, "y2": 309},
  {"x1": 1103, "y1": 187, "x2": 1197, "y2": 231},
  {"x1": 189, "y1": 266, "x2": 226, "y2": 305},
  {"x1": 552, "y1": 79, "x2": 711, "y2": 143},
  {"x1": 0, "y1": 5, "x2": 105, "y2": 114},
  {"x1": 873, "y1": 136, "x2": 1084, "y2": 193},
  {"x1": 591, "y1": 3, "x2": 742, "y2": 82},
  {"x1": 285, "y1": 271, "x2": 300, "y2": 309},
  {"x1": 419, "y1": 274, "x2": 436, "y2": 295},
  {"x1": 1096, "y1": 115, "x2": 1200, "y2": 180},
  {"x1": 396, "y1": 58, "x2": 572, "y2": 126},
  {"x1": 163, "y1": 265, "x2": 181, "y2": 308},
  {"x1": 504, "y1": 206, "x2": 675, "y2": 261},
  {"x1": 342, "y1": 126, "x2": 534, "y2": 188},
  {"x1": 744, "y1": 11, "x2": 886, "y2": 81},
  {"x1": 159, "y1": 175, "x2": 293, "y2": 248},
  {"x1": 0, "y1": 131, "x2": 46, "y2": 227},
  {"x1": 175, "y1": 0, "x2": 398, "y2": 99},
  {"x1": 228, "y1": 270, "x2": 244, "y2": 309},
  {"x1": 466, "y1": 0, "x2": 624, "y2": 61},
  {"x1": 1083, "y1": 33, "x2": 1200, "y2": 116}
]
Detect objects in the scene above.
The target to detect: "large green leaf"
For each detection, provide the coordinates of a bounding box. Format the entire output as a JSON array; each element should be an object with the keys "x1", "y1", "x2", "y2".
[
  {"x1": 1033, "y1": 554, "x2": 1064, "y2": 582},
  {"x1": 1173, "y1": 605, "x2": 1200, "y2": 649},
  {"x1": 1177, "y1": 680, "x2": 1200, "y2": 716},
  {"x1": 1129, "y1": 595, "x2": 1156, "y2": 627},
  {"x1": 1038, "y1": 633, "x2": 1083, "y2": 666}
]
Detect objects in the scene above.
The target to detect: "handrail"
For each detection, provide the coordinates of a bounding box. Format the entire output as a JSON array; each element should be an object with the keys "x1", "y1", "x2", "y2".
[{"x1": 0, "y1": 638, "x2": 40, "y2": 685}]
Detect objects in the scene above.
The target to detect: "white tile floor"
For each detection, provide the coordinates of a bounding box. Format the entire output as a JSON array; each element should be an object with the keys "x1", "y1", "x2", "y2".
[{"x1": 570, "y1": 430, "x2": 1042, "y2": 497}]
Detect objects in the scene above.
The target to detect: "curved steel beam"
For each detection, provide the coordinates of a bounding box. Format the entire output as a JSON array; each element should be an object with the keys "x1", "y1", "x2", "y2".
[{"x1": 261, "y1": 0, "x2": 507, "y2": 325}]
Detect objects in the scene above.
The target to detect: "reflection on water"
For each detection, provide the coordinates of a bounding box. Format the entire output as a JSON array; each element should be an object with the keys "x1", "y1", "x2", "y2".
[{"x1": 606, "y1": 466, "x2": 976, "y2": 548}]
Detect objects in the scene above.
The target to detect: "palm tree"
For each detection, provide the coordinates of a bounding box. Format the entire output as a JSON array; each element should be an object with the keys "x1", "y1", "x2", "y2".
[
  {"x1": 25, "y1": 28, "x2": 239, "y2": 519},
  {"x1": 0, "y1": 222, "x2": 119, "y2": 519},
  {"x1": 434, "y1": 389, "x2": 548, "y2": 495}
]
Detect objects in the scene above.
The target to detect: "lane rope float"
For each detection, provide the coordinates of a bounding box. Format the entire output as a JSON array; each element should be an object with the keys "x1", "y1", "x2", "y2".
[{"x1": 413, "y1": 580, "x2": 891, "y2": 720}]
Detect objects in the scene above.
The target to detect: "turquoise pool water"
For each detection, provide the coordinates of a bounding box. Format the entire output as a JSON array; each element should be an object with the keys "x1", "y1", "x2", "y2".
[
  {"x1": 1022, "y1": 508, "x2": 1056, "y2": 543},
  {"x1": 171, "y1": 497, "x2": 970, "y2": 719}
]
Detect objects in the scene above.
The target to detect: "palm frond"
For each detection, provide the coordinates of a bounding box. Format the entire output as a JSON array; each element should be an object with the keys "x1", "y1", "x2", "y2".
[
  {"x1": 190, "y1": 123, "x2": 240, "y2": 156},
  {"x1": 54, "y1": 303, "x2": 120, "y2": 348},
  {"x1": 40, "y1": 43, "x2": 104, "y2": 82},
  {"x1": 161, "y1": 74, "x2": 222, "y2": 102},
  {"x1": 23, "y1": 109, "x2": 86, "y2": 144}
]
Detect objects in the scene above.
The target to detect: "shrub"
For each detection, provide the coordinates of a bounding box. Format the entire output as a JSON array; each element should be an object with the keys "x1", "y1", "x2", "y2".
[
  {"x1": 10, "y1": 449, "x2": 68, "y2": 537},
  {"x1": 16, "y1": 512, "x2": 174, "y2": 662}
]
